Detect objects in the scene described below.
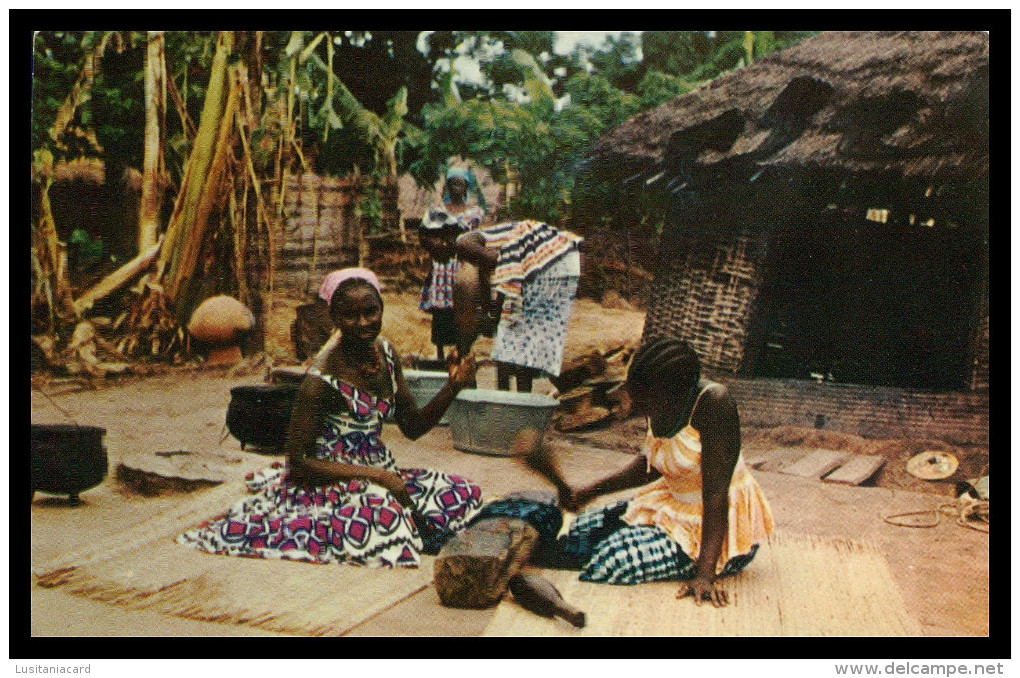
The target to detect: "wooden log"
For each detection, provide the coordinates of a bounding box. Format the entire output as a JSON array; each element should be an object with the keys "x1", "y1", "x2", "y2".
[
  {"x1": 73, "y1": 236, "x2": 163, "y2": 315},
  {"x1": 605, "y1": 382, "x2": 632, "y2": 418},
  {"x1": 508, "y1": 572, "x2": 586, "y2": 628},
  {"x1": 755, "y1": 448, "x2": 811, "y2": 473},
  {"x1": 556, "y1": 406, "x2": 611, "y2": 432},
  {"x1": 558, "y1": 386, "x2": 594, "y2": 414},
  {"x1": 549, "y1": 351, "x2": 608, "y2": 394},
  {"x1": 778, "y1": 449, "x2": 849, "y2": 479},
  {"x1": 823, "y1": 455, "x2": 886, "y2": 486},
  {"x1": 433, "y1": 517, "x2": 539, "y2": 609}
]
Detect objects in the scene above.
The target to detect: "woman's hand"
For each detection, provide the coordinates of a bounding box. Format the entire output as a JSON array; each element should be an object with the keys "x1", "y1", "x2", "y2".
[
  {"x1": 373, "y1": 470, "x2": 415, "y2": 509},
  {"x1": 676, "y1": 574, "x2": 729, "y2": 607},
  {"x1": 411, "y1": 510, "x2": 442, "y2": 542},
  {"x1": 560, "y1": 486, "x2": 594, "y2": 513},
  {"x1": 447, "y1": 349, "x2": 477, "y2": 391}
]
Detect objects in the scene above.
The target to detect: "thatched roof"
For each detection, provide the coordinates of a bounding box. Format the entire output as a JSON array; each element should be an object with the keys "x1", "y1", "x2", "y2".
[{"x1": 591, "y1": 31, "x2": 989, "y2": 186}]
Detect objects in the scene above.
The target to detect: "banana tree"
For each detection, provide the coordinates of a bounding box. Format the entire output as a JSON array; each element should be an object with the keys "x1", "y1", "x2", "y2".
[
  {"x1": 156, "y1": 30, "x2": 234, "y2": 310},
  {"x1": 149, "y1": 31, "x2": 279, "y2": 336},
  {"x1": 45, "y1": 30, "x2": 125, "y2": 153},
  {"x1": 138, "y1": 30, "x2": 166, "y2": 252},
  {"x1": 285, "y1": 31, "x2": 415, "y2": 240},
  {"x1": 31, "y1": 30, "x2": 129, "y2": 333}
]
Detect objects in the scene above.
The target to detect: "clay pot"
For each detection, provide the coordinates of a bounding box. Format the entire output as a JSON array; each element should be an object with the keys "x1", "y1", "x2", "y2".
[{"x1": 187, "y1": 296, "x2": 255, "y2": 346}]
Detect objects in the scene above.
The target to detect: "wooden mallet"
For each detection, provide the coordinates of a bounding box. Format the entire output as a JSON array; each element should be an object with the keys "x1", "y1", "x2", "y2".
[{"x1": 512, "y1": 429, "x2": 573, "y2": 510}]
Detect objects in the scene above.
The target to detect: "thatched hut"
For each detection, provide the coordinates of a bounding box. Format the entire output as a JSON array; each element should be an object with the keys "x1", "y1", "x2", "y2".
[{"x1": 589, "y1": 31, "x2": 989, "y2": 443}]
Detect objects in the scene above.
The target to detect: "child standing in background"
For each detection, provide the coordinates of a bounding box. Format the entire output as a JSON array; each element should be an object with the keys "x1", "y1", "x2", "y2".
[{"x1": 419, "y1": 166, "x2": 486, "y2": 361}]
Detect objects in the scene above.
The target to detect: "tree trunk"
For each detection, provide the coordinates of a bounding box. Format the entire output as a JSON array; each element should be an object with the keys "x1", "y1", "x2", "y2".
[
  {"x1": 157, "y1": 31, "x2": 235, "y2": 323},
  {"x1": 138, "y1": 30, "x2": 166, "y2": 252},
  {"x1": 34, "y1": 170, "x2": 77, "y2": 325},
  {"x1": 237, "y1": 32, "x2": 271, "y2": 354}
]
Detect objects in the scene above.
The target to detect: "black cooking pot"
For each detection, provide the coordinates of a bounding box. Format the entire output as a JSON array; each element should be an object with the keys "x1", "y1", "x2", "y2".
[
  {"x1": 31, "y1": 424, "x2": 108, "y2": 504},
  {"x1": 226, "y1": 384, "x2": 300, "y2": 451}
]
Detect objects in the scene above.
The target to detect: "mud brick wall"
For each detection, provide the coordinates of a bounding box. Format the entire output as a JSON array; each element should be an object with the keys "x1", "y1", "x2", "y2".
[
  {"x1": 643, "y1": 229, "x2": 769, "y2": 373},
  {"x1": 275, "y1": 173, "x2": 357, "y2": 295},
  {"x1": 714, "y1": 376, "x2": 990, "y2": 446}
]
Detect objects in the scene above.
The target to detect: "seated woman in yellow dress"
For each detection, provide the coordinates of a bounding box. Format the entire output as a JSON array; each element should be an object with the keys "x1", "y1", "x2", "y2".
[{"x1": 555, "y1": 335, "x2": 774, "y2": 607}]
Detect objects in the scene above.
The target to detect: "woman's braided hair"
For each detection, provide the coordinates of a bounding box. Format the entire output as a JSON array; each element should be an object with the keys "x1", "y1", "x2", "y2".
[{"x1": 627, "y1": 335, "x2": 701, "y2": 396}]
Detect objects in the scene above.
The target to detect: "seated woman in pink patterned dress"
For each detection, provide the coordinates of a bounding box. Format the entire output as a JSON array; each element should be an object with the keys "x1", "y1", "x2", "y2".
[{"x1": 178, "y1": 268, "x2": 484, "y2": 568}]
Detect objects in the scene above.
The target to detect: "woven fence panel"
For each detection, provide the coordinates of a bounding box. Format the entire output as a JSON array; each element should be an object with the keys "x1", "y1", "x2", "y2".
[
  {"x1": 277, "y1": 174, "x2": 370, "y2": 294},
  {"x1": 970, "y1": 313, "x2": 988, "y2": 392},
  {"x1": 643, "y1": 229, "x2": 770, "y2": 373}
]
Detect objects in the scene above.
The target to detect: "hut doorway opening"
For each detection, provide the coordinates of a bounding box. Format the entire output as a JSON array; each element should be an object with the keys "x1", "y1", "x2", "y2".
[{"x1": 750, "y1": 208, "x2": 984, "y2": 391}]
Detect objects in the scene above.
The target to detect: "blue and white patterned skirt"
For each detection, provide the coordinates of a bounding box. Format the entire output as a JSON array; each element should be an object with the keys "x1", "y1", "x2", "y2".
[
  {"x1": 491, "y1": 268, "x2": 579, "y2": 377},
  {"x1": 551, "y1": 500, "x2": 760, "y2": 585}
]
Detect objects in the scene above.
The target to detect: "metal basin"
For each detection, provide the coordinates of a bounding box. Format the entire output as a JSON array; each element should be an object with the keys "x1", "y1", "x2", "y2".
[
  {"x1": 448, "y1": 389, "x2": 558, "y2": 456},
  {"x1": 405, "y1": 369, "x2": 451, "y2": 425}
]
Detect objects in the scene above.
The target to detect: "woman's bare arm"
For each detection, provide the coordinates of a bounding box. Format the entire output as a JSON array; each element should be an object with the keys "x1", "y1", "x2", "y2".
[
  {"x1": 683, "y1": 384, "x2": 741, "y2": 606},
  {"x1": 393, "y1": 348, "x2": 476, "y2": 440},
  {"x1": 566, "y1": 455, "x2": 661, "y2": 511},
  {"x1": 454, "y1": 231, "x2": 498, "y2": 269},
  {"x1": 282, "y1": 345, "x2": 412, "y2": 506},
  {"x1": 453, "y1": 233, "x2": 499, "y2": 348}
]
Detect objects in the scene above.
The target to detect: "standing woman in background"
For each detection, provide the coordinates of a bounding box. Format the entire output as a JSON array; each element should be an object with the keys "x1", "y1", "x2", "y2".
[
  {"x1": 418, "y1": 166, "x2": 487, "y2": 361},
  {"x1": 453, "y1": 219, "x2": 583, "y2": 392}
]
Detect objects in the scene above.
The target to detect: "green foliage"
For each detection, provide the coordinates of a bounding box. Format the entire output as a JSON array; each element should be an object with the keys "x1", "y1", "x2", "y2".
[
  {"x1": 642, "y1": 30, "x2": 818, "y2": 82},
  {"x1": 32, "y1": 31, "x2": 146, "y2": 167},
  {"x1": 635, "y1": 70, "x2": 698, "y2": 109},
  {"x1": 405, "y1": 67, "x2": 637, "y2": 224},
  {"x1": 358, "y1": 188, "x2": 384, "y2": 233},
  {"x1": 32, "y1": 29, "x2": 223, "y2": 191},
  {"x1": 586, "y1": 32, "x2": 644, "y2": 92},
  {"x1": 564, "y1": 71, "x2": 640, "y2": 128},
  {"x1": 642, "y1": 31, "x2": 718, "y2": 80},
  {"x1": 499, "y1": 31, "x2": 557, "y2": 59},
  {"x1": 31, "y1": 32, "x2": 82, "y2": 155}
]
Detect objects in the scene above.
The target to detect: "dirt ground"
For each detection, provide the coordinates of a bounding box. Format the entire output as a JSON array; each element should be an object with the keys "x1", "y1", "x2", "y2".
[{"x1": 28, "y1": 291, "x2": 990, "y2": 638}]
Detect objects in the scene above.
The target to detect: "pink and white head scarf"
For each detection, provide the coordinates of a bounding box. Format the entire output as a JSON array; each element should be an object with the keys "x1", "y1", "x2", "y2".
[{"x1": 319, "y1": 268, "x2": 382, "y2": 306}]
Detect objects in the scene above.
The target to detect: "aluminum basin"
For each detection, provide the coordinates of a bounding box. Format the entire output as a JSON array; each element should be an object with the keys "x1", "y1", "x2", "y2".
[
  {"x1": 404, "y1": 369, "x2": 450, "y2": 425},
  {"x1": 448, "y1": 389, "x2": 558, "y2": 456}
]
